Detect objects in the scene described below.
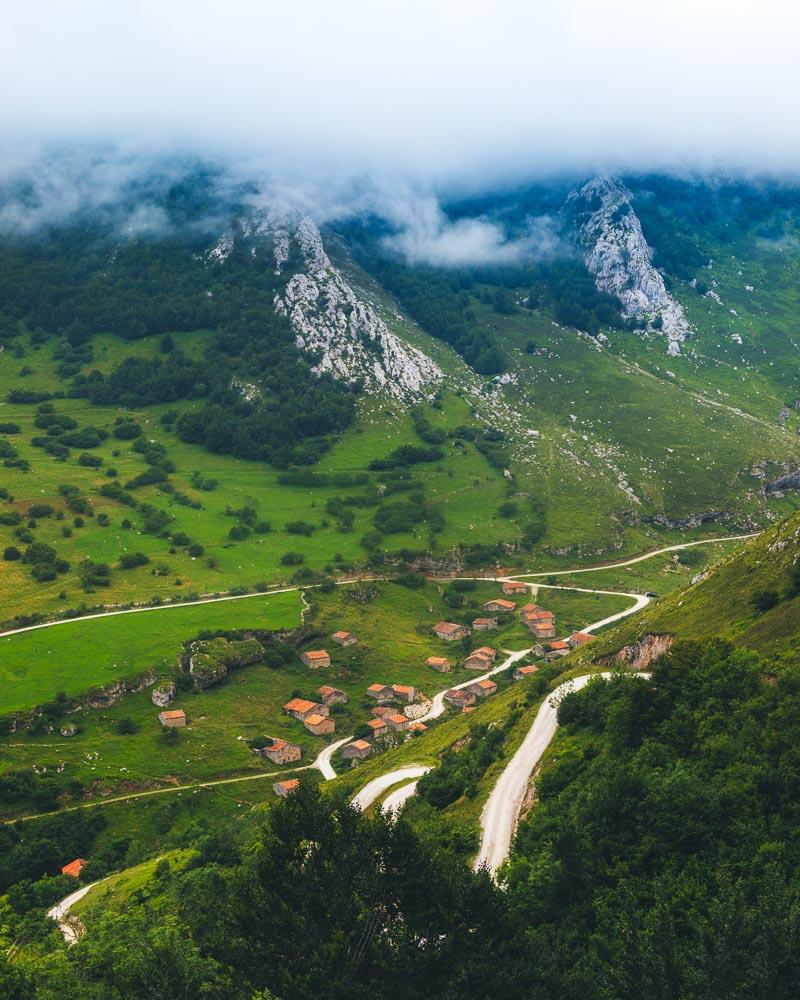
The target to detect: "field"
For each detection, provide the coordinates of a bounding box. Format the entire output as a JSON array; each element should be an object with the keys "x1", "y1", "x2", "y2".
[{"x1": 0, "y1": 590, "x2": 303, "y2": 714}]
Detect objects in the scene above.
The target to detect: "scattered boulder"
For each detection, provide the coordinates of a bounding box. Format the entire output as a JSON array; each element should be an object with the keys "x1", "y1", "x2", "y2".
[{"x1": 60, "y1": 723, "x2": 77, "y2": 737}]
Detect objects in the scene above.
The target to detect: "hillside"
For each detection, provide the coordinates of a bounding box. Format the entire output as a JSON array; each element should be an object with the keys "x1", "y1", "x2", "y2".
[
  {"x1": 582, "y1": 510, "x2": 800, "y2": 661},
  {"x1": 2, "y1": 169, "x2": 800, "y2": 641}
]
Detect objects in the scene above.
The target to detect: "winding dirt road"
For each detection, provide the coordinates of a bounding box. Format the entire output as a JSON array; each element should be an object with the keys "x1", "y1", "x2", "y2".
[
  {"x1": 474, "y1": 671, "x2": 651, "y2": 876},
  {"x1": 351, "y1": 766, "x2": 431, "y2": 812}
]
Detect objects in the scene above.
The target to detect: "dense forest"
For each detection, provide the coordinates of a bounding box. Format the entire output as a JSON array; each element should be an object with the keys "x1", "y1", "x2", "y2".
[{"x1": 5, "y1": 639, "x2": 800, "y2": 998}]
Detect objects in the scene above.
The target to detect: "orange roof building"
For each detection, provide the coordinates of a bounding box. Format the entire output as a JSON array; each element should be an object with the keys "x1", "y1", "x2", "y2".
[
  {"x1": 300, "y1": 649, "x2": 331, "y2": 669},
  {"x1": 61, "y1": 858, "x2": 87, "y2": 878},
  {"x1": 432, "y1": 621, "x2": 470, "y2": 641},
  {"x1": 367, "y1": 718, "x2": 388, "y2": 737},
  {"x1": 284, "y1": 698, "x2": 326, "y2": 719},
  {"x1": 273, "y1": 779, "x2": 300, "y2": 797},
  {"x1": 342, "y1": 739, "x2": 372, "y2": 760},
  {"x1": 158, "y1": 709, "x2": 186, "y2": 728},
  {"x1": 427, "y1": 656, "x2": 451, "y2": 672},
  {"x1": 483, "y1": 598, "x2": 517, "y2": 612},
  {"x1": 332, "y1": 630, "x2": 358, "y2": 646},
  {"x1": 392, "y1": 684, "x2": 415, "y2": 702},
  {"x1": 304, "y1": 713, "x2": 335, "y2": 735}
]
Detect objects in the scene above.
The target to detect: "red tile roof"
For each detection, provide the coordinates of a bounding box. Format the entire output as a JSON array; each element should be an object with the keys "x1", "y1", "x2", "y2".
[
  {"x1": 284, "y1": 698, "x2": 317, "y2": 714},
  {"x1": 61, "y1": 858, "x2": 87, "y2": 878}
]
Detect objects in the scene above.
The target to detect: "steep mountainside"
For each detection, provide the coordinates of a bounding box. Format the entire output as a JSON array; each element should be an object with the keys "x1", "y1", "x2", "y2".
[{"x1": 568, "y1": 176, "x2": 693, "y2": 355}]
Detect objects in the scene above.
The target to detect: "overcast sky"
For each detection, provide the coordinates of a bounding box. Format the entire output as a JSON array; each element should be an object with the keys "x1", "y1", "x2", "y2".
[{"x1": 2, "y1": 0, "x2": 799, "y2": 181}]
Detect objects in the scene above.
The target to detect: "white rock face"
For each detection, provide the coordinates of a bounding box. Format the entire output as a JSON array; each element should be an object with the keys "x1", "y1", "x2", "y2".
[
  {"x1": 274, "y1": 217, "x2": 443, "y2": 400},
  {"x1": 569, "y1": 177, "x2": 693, "y2": 354}
]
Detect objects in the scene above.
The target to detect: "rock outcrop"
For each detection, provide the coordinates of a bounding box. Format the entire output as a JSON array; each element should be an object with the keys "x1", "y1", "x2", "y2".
[
  {"x1": 605, "y1": 633, "x2": 674, "y2": 670},
  {"x1": 186, "y1": 636, "x2": 264, "y2": 691},
  {"x1": 274, "y1": 217, "x2": 443, "y2": 399},
  {"x1": 569, "y1": 177, "x2": 693, "y2": 355},
  {"x1": 208, "y1": 212, "x2": 442, "y2": 401},
  {"x1": 151, "y1": 681, "x2": 177, "y2": 707}
]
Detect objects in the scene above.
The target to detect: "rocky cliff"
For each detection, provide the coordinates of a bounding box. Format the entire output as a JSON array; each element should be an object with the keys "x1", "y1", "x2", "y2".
[
  {"x1": 273, "y1": 217, "x2": 443, "y2": 400},
  {"x1": 569, "y1": 176, "x2": 693, "y2": 355},
  {"x1": 209, "y1": 212, "x2": 443, "y2": 402}
]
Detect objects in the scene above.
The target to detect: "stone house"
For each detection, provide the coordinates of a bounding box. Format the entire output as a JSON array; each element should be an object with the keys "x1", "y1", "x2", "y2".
[
  {"x1": 470, "y1": 678, "x2": 497, "y2": 698},
  {"x1": 513, "y1": 664, "x2": 540, "y2": 680},
  {"x1": 474, "y1": 646, "x2": 497, "y2": 662},
  {"x1": 367, "y1": 683, "x2": 394, "y2": 701},
  {"x1": 284, "y1": 698, "x2": 328, "y2": 721},
  {"x1": 432, "y1": 621, "x2": 470, "y2": 641},
  {"x1": 483, "y1": 598, "x2": 516, "y2": 613},
  {"x1": 529, "y1": 620, "x2": 556, "y2": 639},
  {"x1": 544, "y1": 640, "x2": 570, "y2": 662},
  {"x1": 443, "y1": 688, "x2": 477, "y2": 707},
  {"x1": 304, "y1": 713, "x2": 335, "y2": 735},
  {"x1": 371, "y1": 705, "x2": 395, "y2": 718},
  {"x1": 464, "y1": 652, "x2": 493, "y2": 671},
  {"x1": 342, "y1": 739, "x2": 372, "y2": 760},
  {"x1": 300, "y1": 649, "x2": 331, "y2": 669},
  {"x1": 409, "y1": 721, "x2": 428, "y2": 733},
  {"x1": 472, "y1": 617, "x2": 499, "y2": 631},
  {"x1": 158, "y1": 709, "x2": 186, "y2": 728},
  {"x1": 332, "y1": 630, "x2": 358, "y2": 647},
  {"x1": 366, "y1": 718, "x2": 388, "y2": 738},
  {"x1": 261, "y1": 738, "x2": 302, "y2": 765},
  {"x1": 502, "y1": 581, "x2": 528, "y2": 595},
  {"x1": 386, "y1": 713, "x2": 410, "y2": 732},
  {"x1": 520, "y1": 602, "x2": 554, "y2": 618},
  {"x1": 568, "y1": 632, "x2": 595, "y2": 648},
  {"x1": 273, "y1": 779, "x2": 300, "y2": 797},
  {"x1": 391, "y1": 684, "x2": 416, "y2": 702},
  {"x1": 319, "y1": 685, "x2": 348, "y2": 706},
  {"x1": 427, "y1": 656, "x2": 451, "y2": 672}
]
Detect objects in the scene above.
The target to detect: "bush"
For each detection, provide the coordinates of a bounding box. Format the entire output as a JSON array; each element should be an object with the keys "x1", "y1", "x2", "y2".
[
  {"x1": 78, "y1": 452, "x2": 103, "y2": 468},
  {"x1": 751, "y1": 589, "x2": 780, "y2": 613},
  {"x1": 280, "y1": 551, "x2": 305, "y2": 566},
  {"x1": 284, "y1": 520, "x2": 315, "y2": 536},
  {"x1": 27, "y1": 504, "x2": 54, "y2": 519},
  {"x1": 116, "y1": 718, "x2": 139, "y2": 735},
  {"x1": 3, "y1": 546, "x2": 21, "y2": 561},
  {"x1": 119, "y1": 552, "x2": 150, "y2": 569},
  {"x1": 113, "y1": 420, "x2": 142, "y2": 440},
  {"x1": 228, "y1": 524, "x2": 250, "y2": 541}
]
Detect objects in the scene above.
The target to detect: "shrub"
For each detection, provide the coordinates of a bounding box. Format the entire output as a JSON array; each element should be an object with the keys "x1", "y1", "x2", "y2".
[
  {"x1": 78, "y1": 453, "x2": 103, "y2": 468},
  {"x1": 3, "y1": 546, "x2": 21, "y2": 561},
  {"x1": 113, "y1": 420, "x2": 142, "y2": 440},
  {"x1": 119, "y1": 552, "x2": 150, "y2": 569},
  {"x1": 285, "y1": 520, "x2": 315, "y2": 536},
  {"x1": 27, "y1": 504, "x2": 54, "y2": 519},
  {"x1": 228, "y1": 524, "x2": 250, "y2": 541},
  {"x1": 751, "y1": 589, "x2": 780, "y2": 613},
  {"x1": 117, "y1": 718, "x2": 140, "y2": 735},
  {"x1": 280, "y1": 551, "x2": 305, "y2": 566}
]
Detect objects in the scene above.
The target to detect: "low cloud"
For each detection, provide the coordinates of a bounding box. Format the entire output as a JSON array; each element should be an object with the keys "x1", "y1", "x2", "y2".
[{"x1": 379, "y1": 192, "x2": 560, "y2": 267}]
